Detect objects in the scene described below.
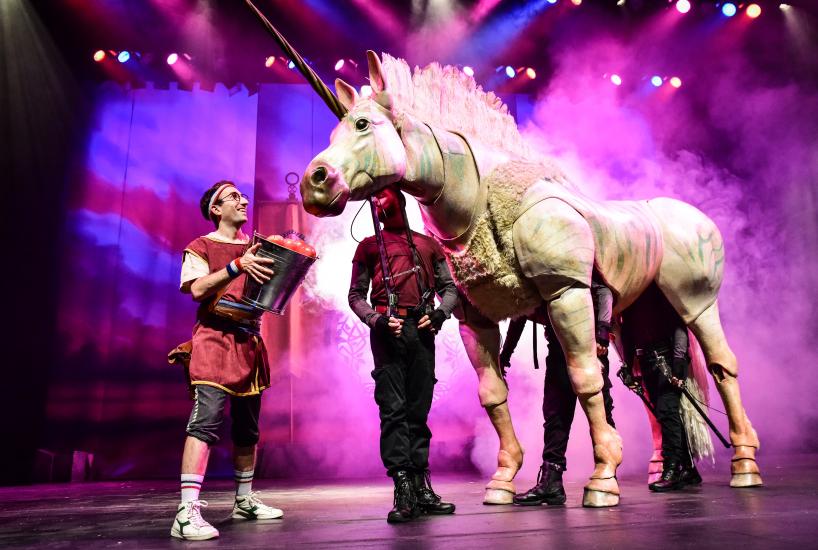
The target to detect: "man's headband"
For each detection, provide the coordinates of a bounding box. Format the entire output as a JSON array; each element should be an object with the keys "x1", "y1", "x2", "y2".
[{"x1": 207, "y1": 183, "x2": 234, "y2": 221}]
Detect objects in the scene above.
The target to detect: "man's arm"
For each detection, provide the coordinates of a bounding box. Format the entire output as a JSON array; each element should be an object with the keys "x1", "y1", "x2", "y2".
[
  {"x1": 499, "y1": 317, "x2": 527, "y2": 369},
  {"x1": 348, "y1": 260, "x2": 381, "y2": 328},
  {"x1": 418, "y1": 256, "x2": 459, "y2": 331},
  {"x1": 187, "y1": 243, "x2": 275, "y2": 302}
]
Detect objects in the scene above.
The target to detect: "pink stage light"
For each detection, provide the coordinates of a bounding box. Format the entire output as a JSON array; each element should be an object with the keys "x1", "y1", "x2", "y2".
[
  {"x1": 265, "y1": 56, "x2": 275, "y2": 68},
  {"x1": 526, "y1": 67, "x2": 536, "y2": 79},
  {"x1": 675, "y1": 0, "x2": 691, "y2": 14},
  {"x1": 571, "y1": 0, "x2": 582, "y2": 5},
  {"x1": 746, "y1": 4, "x2": 762, "y2": 18},
  {"x1": 670, "y1": 76, "x2": 682, "y2": 88},
  {"x1": 166, "y1": 53, "x2": 179, "y2": 66},
  {"x1": 334, "y1": 59, "x2": 345, "y2": 71},
  {"x1": 463, "y1": 66, "x2": 474, "y2": 77},
  {"x1": 360, "y1": 85, "x2": 373, "y2": 98},
  {"x1": 610, "y1": 74, "x2": 622, "y2": 86},
  {"x1": 93, "y1": 50, "x2": 106, "y2": 62}
]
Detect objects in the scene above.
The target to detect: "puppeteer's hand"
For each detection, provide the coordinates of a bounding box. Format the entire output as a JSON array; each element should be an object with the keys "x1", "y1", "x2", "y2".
[
  {"x1": 597, "y1": 344, "x2": 608, "y2": 357},
  {"x1": 375, "y1": 315, "x2": 404, "y2": 337},
  {"x1": 418, "y1": 309, "x2": 447, "y2": 333},
  {"x1": 241, "y1": 243, "x2": 275, "y2": 284}
]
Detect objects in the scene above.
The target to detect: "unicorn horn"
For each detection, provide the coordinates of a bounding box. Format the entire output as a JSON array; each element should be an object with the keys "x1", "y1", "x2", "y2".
[{"x1": 243, "y1": 0, "x2": 348, "y2": 120}]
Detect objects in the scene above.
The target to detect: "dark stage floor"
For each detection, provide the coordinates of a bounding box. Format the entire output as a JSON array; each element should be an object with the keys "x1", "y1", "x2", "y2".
[{"x1": 2, "y1": 454, "x2": 817, "y2": 549}]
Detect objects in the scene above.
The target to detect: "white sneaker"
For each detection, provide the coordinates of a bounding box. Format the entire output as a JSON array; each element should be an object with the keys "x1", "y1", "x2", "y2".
[
  {"x1": 232, "y1": 491, "x2": 284, "y2": 520},
  {"x1": 170, "y1": 500, "x2": 219, "y2": 541}
]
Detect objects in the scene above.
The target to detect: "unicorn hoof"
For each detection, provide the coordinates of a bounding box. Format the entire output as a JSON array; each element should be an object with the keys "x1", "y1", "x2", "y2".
[
  {"x1": 730, "y1": 473, "x2": 763, "y2": 488},
  {"x1": 483, "y1": 479, "x2": 515, "y2": 505},
  {"x1": 582, "y1": 489, "x2": 619, "y2": 508}
]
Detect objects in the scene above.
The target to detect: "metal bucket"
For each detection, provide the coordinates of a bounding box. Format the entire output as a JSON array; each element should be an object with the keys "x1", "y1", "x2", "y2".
[{"x1": 240, "y1": 233, "x2": 317, "y2": 315}]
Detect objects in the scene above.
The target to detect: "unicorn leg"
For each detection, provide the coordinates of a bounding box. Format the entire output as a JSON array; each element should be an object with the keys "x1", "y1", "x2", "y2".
[
  {"x1": 548, "y1": 286, "x2": 623, "y2": 507},
  {"x1": 459, "y1": 316, "x2": 524, "y2": 504},
  {"x1": 688, "y1": 300, "x2": 762, "y2": 487}
]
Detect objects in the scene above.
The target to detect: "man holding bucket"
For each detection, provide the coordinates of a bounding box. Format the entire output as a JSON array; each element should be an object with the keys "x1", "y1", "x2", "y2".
[
  {"x1": 171, "y1": 181, "x2": 282, "y2": 541},
  {"x1": 348, "y1": 187, "x2": 459, "y2": 523}
]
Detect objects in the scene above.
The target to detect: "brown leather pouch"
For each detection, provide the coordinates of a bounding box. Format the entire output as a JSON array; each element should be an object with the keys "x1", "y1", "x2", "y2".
[{"x1": 167, "y1": 340, "x2": 193, "y2": 368}]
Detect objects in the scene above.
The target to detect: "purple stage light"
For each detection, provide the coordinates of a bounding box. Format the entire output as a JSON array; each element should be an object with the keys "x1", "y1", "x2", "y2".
[
  {"x1": 463, "y1": 66, "x2": 474, "y2": 77},
  {"x1": 166, "y1": 53, "x2": 178, "y2": 66},
  {"x1": 722, "y1": 3, "x2": 737, "y2": 17},
  {"x1": 334, "y1": 59, "x2": 345, "y2": 71},
  {"x1": 117, "y1": 51, "x2": 130, "y2": 63},
  {"x1": 675, "y1": 0, "x2": 691, "y2": 14},
  {"x1": 610, "y1": 74, "x2": 622, "y2": 86},
  {"x1": 505, "y1": 65, "x2": 516, "y2": 78},
  {"x1": 651, "y1": 75, "x2": 663, "y2": 87}
]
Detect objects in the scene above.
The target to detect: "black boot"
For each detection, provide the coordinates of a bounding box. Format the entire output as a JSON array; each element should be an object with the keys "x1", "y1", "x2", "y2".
[
  {"x1": 649, "y1": 461, "x2": 684, "y2": 492},
  {"x1": 513, "y1": 462, "x2": 566, "y2": 506},
  {"x1": 680, "y1": 463, "x2": 702, "y2": 486},
  {"x1": 387, "y1": 471, "x2": 420, "y2": 523},
  {"x1": 412, "y1": 470, "x2": 455, "y2": 515}
]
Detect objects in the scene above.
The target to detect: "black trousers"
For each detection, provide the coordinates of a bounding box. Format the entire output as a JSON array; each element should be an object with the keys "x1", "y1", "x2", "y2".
[
  {"x1": 370, "y1": 318, "x2": 436, "y2": 477},
  {"x1": 542, "y1": 323, "x2": 616, "y2": 469},
  {"x1": 641, "y1": 352, "x2": 691, "y2": 466}
]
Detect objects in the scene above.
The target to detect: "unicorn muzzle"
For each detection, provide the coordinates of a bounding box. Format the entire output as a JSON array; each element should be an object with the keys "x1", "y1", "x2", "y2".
[{"x1": 300, "y1": 162, "x2": 349, "y2": 217}]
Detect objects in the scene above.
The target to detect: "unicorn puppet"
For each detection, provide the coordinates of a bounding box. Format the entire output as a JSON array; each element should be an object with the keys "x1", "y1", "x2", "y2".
[{"x1": 300, "y1": 51, "x2": 762, "y2": 507}]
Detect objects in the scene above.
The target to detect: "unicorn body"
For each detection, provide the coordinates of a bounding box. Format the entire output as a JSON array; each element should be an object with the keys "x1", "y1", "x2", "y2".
[{"x1": 301, "y1": 51, "x2": 762, "y2": 505}]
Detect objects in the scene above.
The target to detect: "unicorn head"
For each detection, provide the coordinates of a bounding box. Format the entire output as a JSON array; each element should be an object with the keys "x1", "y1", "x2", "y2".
[{"x1": 301, "y1": 51, "x2": 407, "y2": 217}]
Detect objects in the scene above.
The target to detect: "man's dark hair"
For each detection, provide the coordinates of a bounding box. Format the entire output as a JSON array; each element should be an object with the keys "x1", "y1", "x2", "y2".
[{"x1": 199, "y1": 180, "x2": 235, "y2": 226}]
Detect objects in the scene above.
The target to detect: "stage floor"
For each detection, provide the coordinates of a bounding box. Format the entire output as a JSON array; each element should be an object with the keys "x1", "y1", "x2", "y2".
[{"x1": 1, "y1": 454, "x2": 817, "y2": 549}]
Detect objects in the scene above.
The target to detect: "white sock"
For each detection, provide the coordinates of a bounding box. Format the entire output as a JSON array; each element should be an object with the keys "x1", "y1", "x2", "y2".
[
  {"x1": 234, "y1": 469, "x2": 254, "y2": 497},
  {"x1": 180, "y1": 474, "x2": 204, "y2": 503}
]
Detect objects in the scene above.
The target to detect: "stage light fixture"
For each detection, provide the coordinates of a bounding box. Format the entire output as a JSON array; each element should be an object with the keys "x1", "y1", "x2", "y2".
[
  {"x1": 675, "y1": 0, "x2": 691, "y2": 14},
  {"x1": 722, "y1": 3, "x2": 737, "y2": 17},
  {"x1": 265, "y1": 56, "x2": 275, "y2": 68},
  {"x1": 651, "y1": 75, "x2": 663, "y2": 87},
  {"x1": 779, "y1": 3, "x2": 791, "y2": 10},
  {"x1": 463, "y1": 66, "x2": 474, "y2": 77},
  {"x1": 505, "y1": 66, "x2": 516, "y2": 78},
  {"x1": 610, "y1": 74, "x2": 622, "y2": 86},
  {"x1": 526, "y1": 68, "x2": 537, "y2": 79},
  {"x1": 93, "y1": 50, "x2": 106, "y2": 62},
  {"x1": 746, "y1": 3, "x2": 761, "y2": 18},
  {"x1": 361, "y1": 85, "x2": 373, "y2": 98},
  {"x1": 547, "y1": 0, "x2": 557, "y2": 4},
  {"x1": 117, "y1": 51, "x2": 130, "y2": 63},
  {"x1": 334, "y1": 59, "x2": 345, "y2": 71},
  {"x1": 617, "y1": 0, "x2": 626, "y2": 5},
  {"x1": 571, "y1": 0, "x2": 582, "y2": 5},
  {"x1": 287, "y1": 60, "x2": 295, "y2": 69},
  {"x1": 167, "y1": 53, "x2": 179, "y2": 66},
  {"x1": 670, "y1": 76, "x2": 682, "y2": 88}
]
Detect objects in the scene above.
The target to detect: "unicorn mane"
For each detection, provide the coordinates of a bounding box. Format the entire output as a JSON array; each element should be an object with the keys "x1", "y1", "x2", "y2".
[{"x1": 379, "y1": 53, "x2": 536, "y2": 159}]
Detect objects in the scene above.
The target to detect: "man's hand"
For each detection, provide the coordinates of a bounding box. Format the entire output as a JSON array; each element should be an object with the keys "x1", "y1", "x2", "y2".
[
  {"x1": 375, "y1": 315, "x2": 404, "y2": 337},
  {"x1": 596, "y1": 343, "x2": 608, "y2": 357},
  {"x1": 418, "y1": 309, "x2": 447, "y2": 333},
  {"x1": 241, "y1": 243, "x2": 275, "y2": 284}
]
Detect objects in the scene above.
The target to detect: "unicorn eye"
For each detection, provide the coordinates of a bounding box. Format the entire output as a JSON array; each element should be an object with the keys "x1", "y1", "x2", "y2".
[{"x1": 355, "y1": 118, "x2": 370, "y2": 131}]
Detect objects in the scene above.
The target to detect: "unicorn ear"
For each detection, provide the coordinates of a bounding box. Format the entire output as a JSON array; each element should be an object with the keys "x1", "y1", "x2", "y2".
[
  {"x1": 335, "y1": 78, "x2": 359, "y2": 111},
  {"x1": 366, "y1": 50, "x2": 386, "y2": 93}
]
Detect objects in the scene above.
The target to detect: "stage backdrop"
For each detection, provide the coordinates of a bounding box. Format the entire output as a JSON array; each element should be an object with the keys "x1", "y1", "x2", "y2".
[{"x1": 46, "y1": 76, "x2": 818, "y2": 484}]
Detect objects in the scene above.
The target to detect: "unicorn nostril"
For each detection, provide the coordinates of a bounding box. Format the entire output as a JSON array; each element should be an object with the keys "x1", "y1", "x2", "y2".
[{"x1": 311, "y1": 166, "x2": 328, "y2": 186}]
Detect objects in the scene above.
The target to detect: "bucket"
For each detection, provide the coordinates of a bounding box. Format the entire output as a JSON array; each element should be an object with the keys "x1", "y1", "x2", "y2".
[{"x1": 240, "y1": 233, "x2": 317, "y2": 315}]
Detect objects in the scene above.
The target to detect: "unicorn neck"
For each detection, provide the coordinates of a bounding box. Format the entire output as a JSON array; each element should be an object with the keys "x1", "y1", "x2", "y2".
[{"x1": 398, "y1": 115, "x2": 506, "y2": 248}]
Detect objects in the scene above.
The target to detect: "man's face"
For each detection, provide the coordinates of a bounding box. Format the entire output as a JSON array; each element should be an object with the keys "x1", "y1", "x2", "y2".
[
  {"x1": 212, "y1": 186, "x2": 249, "y2": 226},
  {"x1": 373, "y1": 187, "x2": 402, "y2": 224}
]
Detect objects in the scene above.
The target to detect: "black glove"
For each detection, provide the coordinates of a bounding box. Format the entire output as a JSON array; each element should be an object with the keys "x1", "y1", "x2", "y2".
[
  {"x1": 373, "y1": 315, "x2": 391, "y2": 336},
  {"x1": 617, "y1": 365, "x2": 639, "y2": 390},
  {"x1": 429, "y1": 309, "x2": 447, "y2": 331}
]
